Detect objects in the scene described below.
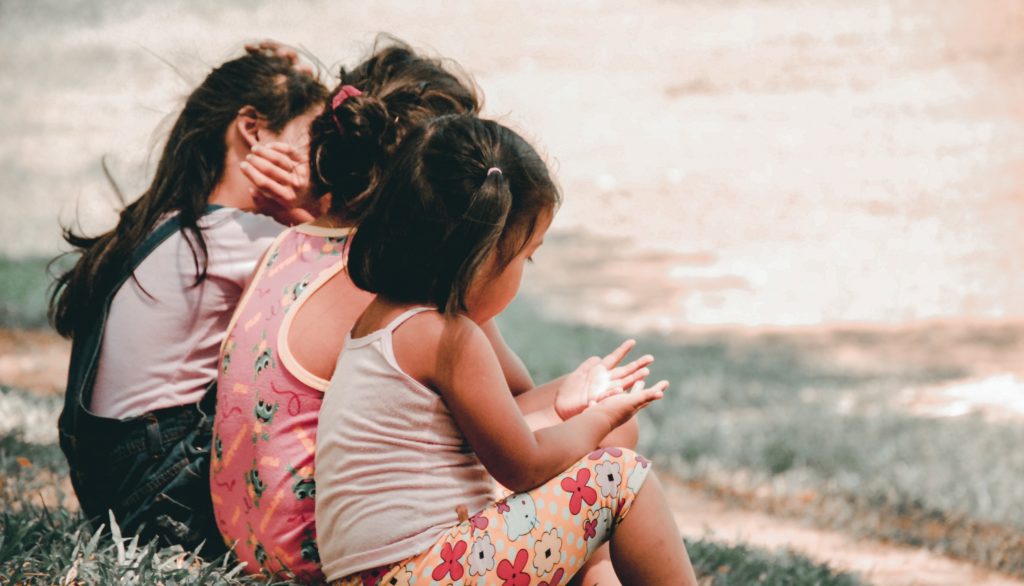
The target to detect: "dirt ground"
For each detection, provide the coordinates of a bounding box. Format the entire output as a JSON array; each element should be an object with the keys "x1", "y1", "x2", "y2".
[
  {"x1": 0, "y1": 329, "x2": 69, "y2": 395},
  {"x1": 664, "y1": 478, "x2": 1024, "y2": 586}
]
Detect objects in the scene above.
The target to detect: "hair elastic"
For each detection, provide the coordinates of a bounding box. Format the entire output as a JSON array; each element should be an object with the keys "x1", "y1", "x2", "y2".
[
  {"x1": 331, "y1": 85, "x2": 363, "y2": 133},
  {"x1": 487, "y1": 167, "x2": 502, "y2": 177}
]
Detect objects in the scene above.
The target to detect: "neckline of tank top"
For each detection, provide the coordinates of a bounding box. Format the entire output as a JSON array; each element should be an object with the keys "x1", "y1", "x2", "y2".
[
  {"x1": 293, "y1": 223, "x2": 353, "y2": 237},
  {"x1": 345, "y1": 306, "x2": 437, "y2": 347}
]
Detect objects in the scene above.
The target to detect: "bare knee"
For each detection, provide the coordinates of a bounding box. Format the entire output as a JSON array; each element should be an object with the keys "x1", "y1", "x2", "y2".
[{"x1": 598, "y1": 416, "x2": 638, "y2": 449}]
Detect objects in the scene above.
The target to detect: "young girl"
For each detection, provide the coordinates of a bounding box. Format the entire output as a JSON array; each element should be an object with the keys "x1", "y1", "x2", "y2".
[
  {"x1": 210, "y1": 40, "x2": 481, "y2": 581},
  {"x1": 49, "y1": 43, "x2": 327, "y2": 556},
  {"x1": 316, "y1": 115, "x2": 698, "y2": 585}
]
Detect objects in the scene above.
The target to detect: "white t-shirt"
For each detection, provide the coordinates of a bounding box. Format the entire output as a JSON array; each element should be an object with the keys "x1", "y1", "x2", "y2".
[{"x1": 90, "y1": 207, "x2": 284, "y2": 419}]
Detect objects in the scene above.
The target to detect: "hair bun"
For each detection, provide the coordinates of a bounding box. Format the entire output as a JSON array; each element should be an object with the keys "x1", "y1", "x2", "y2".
[
  {"x1": 308, "y1": 39, "x2": 481, "y2": 222},
  {"x1": 332, "y1": 93, "x2": 391, "y2": 147}
]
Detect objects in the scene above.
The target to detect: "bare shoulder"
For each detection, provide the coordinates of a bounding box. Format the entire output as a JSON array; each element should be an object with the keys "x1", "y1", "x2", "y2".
[{"x1": 392, "y1": 312, "x2": 491, "y2": 388}]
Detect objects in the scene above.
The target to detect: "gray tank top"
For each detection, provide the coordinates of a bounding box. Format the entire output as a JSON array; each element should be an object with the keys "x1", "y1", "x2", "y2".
[{"x1": 315, "y1": 307, "x2": 494, "y2": 580}]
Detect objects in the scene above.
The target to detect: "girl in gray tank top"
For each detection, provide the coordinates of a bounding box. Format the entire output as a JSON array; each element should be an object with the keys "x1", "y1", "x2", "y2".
[{"x1": 316, "y1": 115, "x2": 698, "y2": 585}]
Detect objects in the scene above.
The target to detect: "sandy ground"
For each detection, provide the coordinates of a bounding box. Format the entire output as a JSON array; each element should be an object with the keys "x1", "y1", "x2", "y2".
[
  {"x1": 664, "y1": 478, "x2": 1024, "y2": 586},
  {"x1": 0, "y1": 329, "x2": 70, "y2": 395}
]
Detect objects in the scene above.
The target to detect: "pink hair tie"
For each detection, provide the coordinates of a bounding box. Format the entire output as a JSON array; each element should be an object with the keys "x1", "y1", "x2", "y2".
[{"x1": 331, "y1": 85, "x2": 362, "y2": 133}]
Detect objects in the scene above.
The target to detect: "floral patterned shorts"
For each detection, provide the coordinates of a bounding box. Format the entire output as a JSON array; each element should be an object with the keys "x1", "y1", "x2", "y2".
[{"x1": 332, "y1": 447, "x2": 652, "y2": 586}]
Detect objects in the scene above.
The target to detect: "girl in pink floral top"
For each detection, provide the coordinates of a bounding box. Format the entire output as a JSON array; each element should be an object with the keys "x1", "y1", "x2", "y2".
[{"x1": 212, "y1": 224, "x2": 352, "y2": 580}]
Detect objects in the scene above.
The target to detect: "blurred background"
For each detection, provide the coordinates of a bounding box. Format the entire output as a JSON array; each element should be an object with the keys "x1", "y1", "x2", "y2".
[{"x1": 1, "y1": 1, "x2": 1022, "y2": 584}]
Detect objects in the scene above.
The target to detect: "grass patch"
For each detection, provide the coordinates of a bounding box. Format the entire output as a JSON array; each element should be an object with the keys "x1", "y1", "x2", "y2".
[
  {"x1": 686, "y1": 537, "x2": 864, "y2": 585},
  {"x1": 0, "y1": 500, "x2": 265, "y2": 585},
  {"x1": 0, "y1": 255, "x2": 71, "y2": 330},
  {"x1": 0, "y1": 499, "x2": 864, "y2": 585},
  {"x1": 0, "y1": 427, "x2": 864, "y2": 584},
  {"x1": 497, "y1": 297, "x2": 1024, "y2": 575}
]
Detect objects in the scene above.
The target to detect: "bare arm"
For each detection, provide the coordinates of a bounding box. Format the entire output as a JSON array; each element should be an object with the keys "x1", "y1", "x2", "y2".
[
  {"x1": 398, "y1": 315, "x2": 663, "y2": 493},
  {"x1": 480, "y1": 319, "x2": 534, "y2": 394}
]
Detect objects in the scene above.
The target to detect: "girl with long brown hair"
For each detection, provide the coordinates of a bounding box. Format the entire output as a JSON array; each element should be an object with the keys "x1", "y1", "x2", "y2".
[{"x1": 49, "y1": 43, "x2": 327, "y2": 556}]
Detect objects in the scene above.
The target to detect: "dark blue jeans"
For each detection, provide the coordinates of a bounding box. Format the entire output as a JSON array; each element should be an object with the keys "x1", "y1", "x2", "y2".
[
  {"x1": 59, "y1": 384, "x2": 226, "y2": 558},
  {"x1": 57, "y1": 205, "x2": 226, "y2": 558}
]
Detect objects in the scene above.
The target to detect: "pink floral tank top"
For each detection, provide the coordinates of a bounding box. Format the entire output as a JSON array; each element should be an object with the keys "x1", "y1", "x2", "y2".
[{"x1": 210, "y1": 224, "x2": 351, "y2": 583}]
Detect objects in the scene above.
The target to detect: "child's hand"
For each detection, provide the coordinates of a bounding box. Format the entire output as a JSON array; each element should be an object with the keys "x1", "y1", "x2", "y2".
[
  {"x1": 588, "y1": 379, "x2": 668, "y2": 430},
  {"x1": 600, "y1": 339, "x2": 655, "y2": 397},
  {"x1": 554, "y1": 357, "x2": 605, "y2": 420},
  {"x1": 242, "y1": 142, "x2": 316, "y2": 225},
  {"x1": 245, "y1": 40, "x2": 316, "y2": 77},
  {"x1": 553, "y1": 340, "x2": 655, "y2": 420}
]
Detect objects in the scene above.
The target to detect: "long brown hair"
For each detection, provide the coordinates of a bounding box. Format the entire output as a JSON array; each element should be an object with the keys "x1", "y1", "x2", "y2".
[
  {"x1": 50, "y1": 47, "x2": 328, "y2": 339},
  {"x1": 309, "y1": 37, "x2": 481, "y2": 223}
]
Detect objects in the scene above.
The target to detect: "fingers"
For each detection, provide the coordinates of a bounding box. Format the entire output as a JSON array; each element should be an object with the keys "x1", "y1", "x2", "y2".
[
  {"x1": 601, "y1": 339, "x2": 636, "y2": 369},
  {"x1": 245, "y1": 41, "x2": 315, "y2": 77},
  {"x1": 259, "y1": 142, "x2": 305, "y2": 163},
  {"x1": 598, "y1": 378, "x2": 668, "y2": 415},
  {"x1": 251, "y1": 144, "x2": 306, "y2": 176},
  {"x1": 608, "y1": 354, "x2": 654, "y2": 380},
  {"x1": 248, "y1": 150, "x2": 303, "y2": 185},
  {"x1": 246, "y1": 40, "x2": 298, "y2": 64},
  {"x1": 251, "y1": 190, "x2": 285, "y2": 216},
  {"x1": 242, "y1": 162, "x2": 297, "y2": 206},
  {"x1": 244, "y1": 153, "x2": 298, "y2": 189},
  {"x1": 644, "y1": 380, "x2": 669, "y2": 396},
  {"x1": 242, "y1": 151, "x2": 305, "y2": 207},
  {"x1": 613, "y1": 367, "x2": 650, "y2": 390},
  {"x1": 627, "y1": 380, "x2": 667, "y2": 411}
]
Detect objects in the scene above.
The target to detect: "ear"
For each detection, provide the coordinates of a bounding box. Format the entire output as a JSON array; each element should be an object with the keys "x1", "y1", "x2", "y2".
[{"x1": 235, "y1": 106, "x2": 265, "y2": 149}]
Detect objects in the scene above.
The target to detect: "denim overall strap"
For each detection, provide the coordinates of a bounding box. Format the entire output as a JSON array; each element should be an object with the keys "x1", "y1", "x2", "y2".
[{"x1": 58, "y1": 205, "x2": 223, "y2": 463}]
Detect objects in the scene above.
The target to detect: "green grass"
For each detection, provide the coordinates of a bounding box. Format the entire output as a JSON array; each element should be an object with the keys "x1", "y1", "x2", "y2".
[
  {"x1": 0, "y1": 501, "x2": 265, "y2": 585},
  {"x1": 3, "y1": 255, "x2": 1016, "y2": 580},
  {"x1": 0, "y1": 423, "x2": 864, "y2": 585},
  {"x1": 496, "y1": 297, "x2": 1024, "y2": 575},
  {"x1": 0, "y1": 255, "x2": 72, "y2": 330},
  {"x1": 685, "y1": 538, "x2": 863, "y2": 586},
  {"x1": 0, "y1": 502, "x2": 865, "y2": 585},
  {"x1": 0, "y1": 501, "x2": 863, "y2": 586}
]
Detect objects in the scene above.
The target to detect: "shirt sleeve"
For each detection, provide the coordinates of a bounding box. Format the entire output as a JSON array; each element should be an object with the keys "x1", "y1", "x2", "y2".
[{"x1": 202, "y1": 209, "x2": 286, "y2": 289}]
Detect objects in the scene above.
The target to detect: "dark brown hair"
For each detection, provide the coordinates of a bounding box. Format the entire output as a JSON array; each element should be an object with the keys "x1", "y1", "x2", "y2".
[
  {"x1": 49, "y1": 46, "x2": 328, "y2": 339},
  {"x1": 309, "y1": 37, "x2": 481, "y2": 223},
  {"x1": 347, "y1": 115, "x2": 560, "y2": 315}
]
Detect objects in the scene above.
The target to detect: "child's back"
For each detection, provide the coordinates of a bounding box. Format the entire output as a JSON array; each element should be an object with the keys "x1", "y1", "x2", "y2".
[
  {"x1": 316, "y1": 307, "x2": 493, "y2": 578},
  {"x1": 212, "y1": 224, "x2": 351, "y2": 580}
]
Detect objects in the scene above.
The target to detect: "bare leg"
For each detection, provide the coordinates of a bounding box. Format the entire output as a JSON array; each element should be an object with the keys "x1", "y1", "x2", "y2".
[
  {"x1": 610, "y1": 472, "x2": 697, "y2": 586},
  {"x1": 568, "y1": 544, "x2": 617, "y2": 586}
]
